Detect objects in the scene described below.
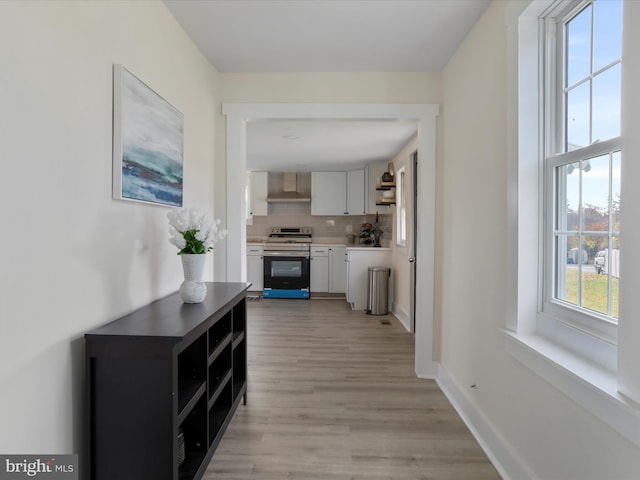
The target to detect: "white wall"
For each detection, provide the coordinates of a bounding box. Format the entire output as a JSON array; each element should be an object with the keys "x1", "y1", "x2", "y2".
[
  {"x1": 221, "y1": 72, "x2": 441, "y2": 104},
  {"x1": 438, "y1": 1, "x2": 640, "y2": 478},
  {"x1": 0, "y1": 1, "x2": 220, "y2": 454},
  {"x1": 388, "y1": 136, "x2": 418, "y2": 330}
]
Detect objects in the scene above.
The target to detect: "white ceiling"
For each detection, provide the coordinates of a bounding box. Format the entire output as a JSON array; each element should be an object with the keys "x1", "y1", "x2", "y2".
[
  {"x1": 247, "y1": 119, "x2": 418, "y2": 171},
  {"x1": 163, "y1": 0, "x2": 489, "y2": 171},
  {"x1": 163, "y1": 0, "x2": 489, "y2": 73}
]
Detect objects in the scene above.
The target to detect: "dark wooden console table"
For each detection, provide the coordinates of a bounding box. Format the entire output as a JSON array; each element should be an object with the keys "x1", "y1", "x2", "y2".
[{"x1": 85, "y1": 282, "x2": 249, "y2": 480}]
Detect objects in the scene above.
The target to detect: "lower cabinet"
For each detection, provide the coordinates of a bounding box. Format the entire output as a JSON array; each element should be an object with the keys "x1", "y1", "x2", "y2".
[
  {"x1": 246, "y1": 244, "x2": 264, "y2": 292},
  {"x1": 310, "y1": 245, "x2": 347, "y2": 294},
  {"x1": 85, "y1": 282, "x2": 249, "y2": 480},
  {"x1": 328, "y1": 246, "x2": 347, "y2": 293},
  {"x1": 310, "y1": 246, "x2": 329, "y2": 292}
]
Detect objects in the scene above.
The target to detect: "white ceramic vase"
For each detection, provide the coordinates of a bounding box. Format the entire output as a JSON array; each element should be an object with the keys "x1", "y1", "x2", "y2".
[{"x1": 179, "y1": 254, "x2": 207, "y2": 303}]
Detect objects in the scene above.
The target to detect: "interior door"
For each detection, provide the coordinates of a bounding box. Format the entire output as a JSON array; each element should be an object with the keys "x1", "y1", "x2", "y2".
[{"x1": 410, "y1": 151, "x2": 418, "y2": 333}]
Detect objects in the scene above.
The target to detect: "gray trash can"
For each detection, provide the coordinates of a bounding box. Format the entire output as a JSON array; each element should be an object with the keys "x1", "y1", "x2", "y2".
[{"x1": 366, "y1": 267, "x2": 390, "y2": 315}]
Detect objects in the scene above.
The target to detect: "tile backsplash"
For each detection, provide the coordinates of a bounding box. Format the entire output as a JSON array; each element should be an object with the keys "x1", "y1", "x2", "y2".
[{"x1": 247, "y1": 201, "x2": 393, "y2": 247}]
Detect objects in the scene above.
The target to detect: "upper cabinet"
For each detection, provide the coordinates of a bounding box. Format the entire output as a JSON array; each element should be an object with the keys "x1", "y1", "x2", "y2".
[
  {"x1": 248, "y1": 171, "x2": 268, "y2": 219},
  {"x1": 347, "y1": 170, "x2": 366, "y2": 215},
  {"x1": 311, "y1": 172, "x2": 346, "y2": 215},
  {"x1": 311, "y1": 169, "x2": 366, "y2": 216}
]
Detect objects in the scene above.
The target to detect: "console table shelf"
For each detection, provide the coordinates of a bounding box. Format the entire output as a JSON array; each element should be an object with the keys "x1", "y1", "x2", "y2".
[{"x1": 86, "y1": 282, "x2": 249, "y2": 480}]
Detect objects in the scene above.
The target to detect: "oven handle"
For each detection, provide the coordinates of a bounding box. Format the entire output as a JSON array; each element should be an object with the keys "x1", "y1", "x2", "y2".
[{"x1": 263, "y1": 251, "x2": 310, "y2": 258}]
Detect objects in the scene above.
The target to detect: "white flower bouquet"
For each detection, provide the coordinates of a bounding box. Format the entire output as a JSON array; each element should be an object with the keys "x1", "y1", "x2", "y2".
[{"x1": 167, "y1": 208, "x2": 227, "y2": 255}]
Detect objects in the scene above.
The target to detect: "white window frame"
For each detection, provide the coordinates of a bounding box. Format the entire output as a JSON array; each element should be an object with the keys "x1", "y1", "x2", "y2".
[
  {"x1": 504, "y1": 0, "x2": 640, "y2": 449},
  {"x1": 396, "y1": 166, "x2": 407, "y2": 247},
  {"x1": 541, "y1": 0, "x2": 621, "y2": 343}
]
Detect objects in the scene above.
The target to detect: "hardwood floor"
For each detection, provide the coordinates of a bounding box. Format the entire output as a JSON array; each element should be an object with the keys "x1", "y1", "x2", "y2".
[{"x1": 206, "y1": 298, "x2": 500, "y2": 480}]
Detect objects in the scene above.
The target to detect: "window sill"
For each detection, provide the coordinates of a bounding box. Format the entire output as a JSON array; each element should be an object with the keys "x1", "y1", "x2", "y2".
[{"x1": 503, "y1": 329, "x2": 640, "y2": 447}]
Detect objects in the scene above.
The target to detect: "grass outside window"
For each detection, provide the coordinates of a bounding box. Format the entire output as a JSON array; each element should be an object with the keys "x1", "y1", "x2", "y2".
[{"x1": 563, "y1": 268, "x2": 619, "y2": 319}]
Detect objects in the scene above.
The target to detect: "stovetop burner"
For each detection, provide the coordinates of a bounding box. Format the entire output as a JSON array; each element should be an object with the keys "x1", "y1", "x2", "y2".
[{"x1": 266, "y1": 226, "x2": 312, "y2": 244}]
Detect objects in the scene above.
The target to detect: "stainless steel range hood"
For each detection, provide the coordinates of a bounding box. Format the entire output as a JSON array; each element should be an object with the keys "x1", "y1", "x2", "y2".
[{"x1": 266, "y1": 172, "x2": 311, "y2": 203}]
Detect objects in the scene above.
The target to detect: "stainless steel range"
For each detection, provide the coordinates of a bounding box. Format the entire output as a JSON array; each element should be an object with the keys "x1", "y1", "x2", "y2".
[{"x1": 263, "y1": 227, "x2": 312, "y2": 299}]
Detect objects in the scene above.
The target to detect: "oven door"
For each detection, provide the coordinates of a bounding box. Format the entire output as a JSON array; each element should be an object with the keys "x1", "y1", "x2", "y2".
[{"x1": 263, "y1": 252, "x2": 310, "y2": 298}]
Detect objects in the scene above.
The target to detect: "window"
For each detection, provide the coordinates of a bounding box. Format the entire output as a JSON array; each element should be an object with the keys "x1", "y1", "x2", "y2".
[
  {"x1": 396, "y1": 167, "x2": 407, "y2": 247},
  {"x1": 505, "y1": 0, "x2": 640, "y2": 448},
  {"x1": 543, "y1": 0, "x2": 622, "y2": 336}
]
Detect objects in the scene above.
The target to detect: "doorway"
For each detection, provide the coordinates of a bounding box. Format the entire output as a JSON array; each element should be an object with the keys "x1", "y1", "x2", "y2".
[{"x1": 222, "y1": 103, "x2": 439, "y2": 378}]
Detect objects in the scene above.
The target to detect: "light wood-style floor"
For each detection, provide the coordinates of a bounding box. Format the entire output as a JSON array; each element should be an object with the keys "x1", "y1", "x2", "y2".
[{"x1": 206, "y1": 298, "x2": 500, "y2": 480}]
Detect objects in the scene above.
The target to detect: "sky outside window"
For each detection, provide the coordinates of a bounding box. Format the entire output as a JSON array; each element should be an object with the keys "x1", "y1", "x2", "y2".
[{"x1": 564, "y1": 0, "x2": 621, "y2": 208}]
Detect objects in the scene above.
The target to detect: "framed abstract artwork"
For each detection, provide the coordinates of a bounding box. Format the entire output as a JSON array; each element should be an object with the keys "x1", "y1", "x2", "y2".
[{"x1": 112, "y1": 64, "x2": 183, "y2": 207}]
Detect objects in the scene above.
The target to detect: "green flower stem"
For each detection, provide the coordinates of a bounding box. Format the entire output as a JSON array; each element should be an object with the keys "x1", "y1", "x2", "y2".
[{"x1": 178, "y1": 229, "x2": 208, "y2": 255}]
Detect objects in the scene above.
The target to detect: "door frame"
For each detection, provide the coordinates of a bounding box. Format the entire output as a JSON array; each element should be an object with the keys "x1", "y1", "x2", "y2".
[
  {"x1": 410, "y1": 150, "x2": 419, "y2": 334},
  {"x1": 222, "y1": 103, "x2": 439, "y2": 378}
]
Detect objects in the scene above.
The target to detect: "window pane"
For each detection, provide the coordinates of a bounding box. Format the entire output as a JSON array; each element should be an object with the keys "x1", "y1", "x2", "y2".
[
  {"x1": 612, "y1": 151, "x2": 621, "y2": 235},
  {"x1": 400, "y1": 171, "x2": 407, "y2": 243},
  {"x1": 566, "y1": 4, "x2": 592, "y2": 87},
  {"x1": 611, "y1": 249, "x2": 619, "y2": 318},
  {"x1": 556, "y1": 162, "x2": 580, "y2": 231},
  {"x1": 566, "y1": 81, "x2": 590, "y2": 150},
  {"x1": 593, "y1": 246, "x2": 619, "y2": 319},
  {"x1": 556, "y1": 234, "x2": 579, "y2": 306},
  {"x1": 592, "y1": 64, "x2": 621, "y2": 142},
  {"x1": 396, "y1": 168, "x2": 407, "y2": 246},
  {"x1": 582, "y1": 154, "x2": 609, "y2": 224},
  {"x1": 582, "y1": 235, "x2": 609, "y2": 315},
  {"x1": 593, "y1": 0, "x2": 622, "y2": 71}
]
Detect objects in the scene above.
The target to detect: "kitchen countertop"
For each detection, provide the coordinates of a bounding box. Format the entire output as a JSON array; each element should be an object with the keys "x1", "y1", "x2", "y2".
[
  {"x1": 246, "y1": 240, "x2": 392, "y2": 249},
  {"x1": 346, "y1": 246, "x2": 392, "y2": 251}
]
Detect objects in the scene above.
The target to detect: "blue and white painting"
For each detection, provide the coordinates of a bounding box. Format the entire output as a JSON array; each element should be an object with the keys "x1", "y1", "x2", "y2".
[{"x1": 113, "y1": 65, "x2": 183, "y2": 207}]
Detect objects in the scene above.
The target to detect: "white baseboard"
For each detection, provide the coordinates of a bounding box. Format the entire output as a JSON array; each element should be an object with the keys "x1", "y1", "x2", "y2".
[
  {"x1": 391, "y1": 303, "x2": 411, "y2": 332},
  {"x1": 436, "y1": 366, "x2": 536, "y2": 480}
]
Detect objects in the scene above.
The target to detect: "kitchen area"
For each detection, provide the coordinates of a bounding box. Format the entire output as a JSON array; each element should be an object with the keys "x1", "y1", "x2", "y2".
[{"x1": 246, "y1": 168, "x2": 395, "y2": 311}]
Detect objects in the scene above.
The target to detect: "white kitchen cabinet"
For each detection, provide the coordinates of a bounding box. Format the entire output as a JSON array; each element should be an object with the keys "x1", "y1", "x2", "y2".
[
  {"x1": 347, "y1": 169, "x2": 366, "y2": 215},
  {"x1": 310, "y1": 246, "x2": 329, "y2": 292},
  {"x1": 328, "y1": 245, "x2": 347, "y2": 293},
  {"x1": 311, "y1": 169, "x2": 366, "y2": 215},
  {"x1": 246, "y1": 244, "x2": 264, "y2": 292},
  {"x1": 311, "y1": 172, "x2": 347, "y2": 215},
  {"x1": 249, "y1": 172, "x2": 268, "y2": 217},
  {"x1": 346, "y1": 247, "x2": 392, "y2": 310}
]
